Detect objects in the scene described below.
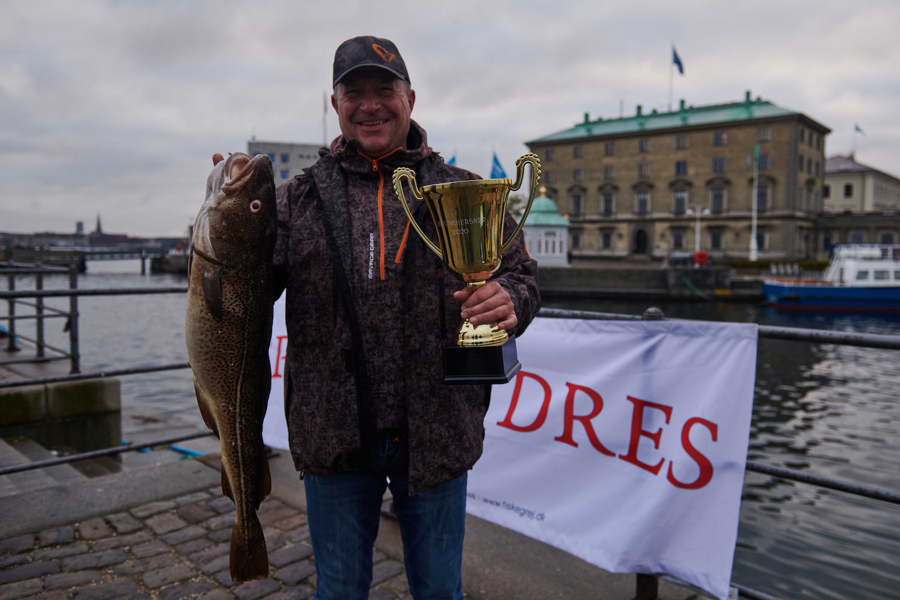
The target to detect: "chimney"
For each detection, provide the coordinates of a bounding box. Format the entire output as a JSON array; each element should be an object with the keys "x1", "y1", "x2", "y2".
[
  {"x1": 745, "y1": 90, "x2": 752, "y2": 104},
  {"x1": 583, "y1": 112, "x2": 590, "y2": 124},
  {"x1": 679, "y1": 98, "x2": 686, "y2": 111},
  {"x1": 636, "y1": 104, "x2": 643, "y2": 116}
]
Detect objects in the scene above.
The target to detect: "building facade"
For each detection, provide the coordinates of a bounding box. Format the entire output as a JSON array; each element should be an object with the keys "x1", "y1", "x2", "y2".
[
  {"x1": 526, "y1": 91, "x2": 831, "y2": 264},
  {"x1": 824, "y1": 154, "x2": 900, "y2": 213},
  {"x1": 247, "y1": 140, "x2": 321, "y2": 186},
  {"x1": 522, "y1": 191, "x2": 570, "y2": 267}
]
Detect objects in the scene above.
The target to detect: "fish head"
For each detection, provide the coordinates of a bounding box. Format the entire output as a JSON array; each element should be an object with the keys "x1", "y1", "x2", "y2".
[{"x1": 193, "y1": 152, "x2": 276, "y2": 263}]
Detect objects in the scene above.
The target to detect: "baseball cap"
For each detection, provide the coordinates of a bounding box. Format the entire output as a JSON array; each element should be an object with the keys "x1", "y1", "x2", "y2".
[{"x1": 332, "y1": 35, "x2": 410, "y2": 87}]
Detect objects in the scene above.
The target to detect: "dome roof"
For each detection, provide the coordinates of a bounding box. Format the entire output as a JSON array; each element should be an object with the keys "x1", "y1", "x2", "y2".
[{"x1": 524, "y1": 193, "x2": 569, "y2": 227}]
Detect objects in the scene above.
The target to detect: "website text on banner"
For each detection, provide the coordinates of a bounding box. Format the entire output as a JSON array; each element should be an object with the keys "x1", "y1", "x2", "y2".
[{"x1": 467, "y1": 318, "x2": 757, "y2": 600}]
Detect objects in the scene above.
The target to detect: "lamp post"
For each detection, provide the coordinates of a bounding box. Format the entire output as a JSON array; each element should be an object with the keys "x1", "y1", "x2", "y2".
[
  {"x1": 750, "y1": 143, "x2": 760, "y2": 261},
  {"x1": 686, "y1": 205, "x2": 710, "y2": 253}
]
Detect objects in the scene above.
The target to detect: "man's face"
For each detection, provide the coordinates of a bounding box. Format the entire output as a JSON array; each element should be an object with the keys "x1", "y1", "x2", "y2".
[{"x1": 332, "y1": 68, "x2": 415, "y2": 157}]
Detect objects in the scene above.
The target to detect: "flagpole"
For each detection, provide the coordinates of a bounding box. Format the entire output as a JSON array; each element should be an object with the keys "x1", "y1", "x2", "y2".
[
  {"x1": 668, "y1": 48, "x2": 674, "y2": 112},
  {"x1": 750, "y1": 144, "x2": 759, "y2": 262}
]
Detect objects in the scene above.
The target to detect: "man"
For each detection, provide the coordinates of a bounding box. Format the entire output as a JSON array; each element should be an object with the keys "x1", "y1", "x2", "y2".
[{"x1": 272, "y1": 35, "x2": 539, "y2": 599}]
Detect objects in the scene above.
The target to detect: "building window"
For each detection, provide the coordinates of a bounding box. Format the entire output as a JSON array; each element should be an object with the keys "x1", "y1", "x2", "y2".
[
  {"x1": 573, "y1": 145, "x2": 583, "y2": 159},
  {"x1": 823, "y1": 184, "x2": 830, "y2": 198},
  {"x1": 807, "y1": 157, "x2": 812, "y2": 174},
  {"x1": 710, "y1": 188, "x2": 726, "y2": 214},
  {"x1": 756, "y1": 184, "x2": 768, "y2": 212},
  {"x1": 545, "y1": 148, "x2": 555, "y2": 162},
  {"x1": 713, "y1": 130, "x2": 727, "y2": 146},
  {"x1": 673, "y1": 191, "x2": 688, "y2": 215},
  {"x1": 604, "y1": 141, "x2": 615, "y2": 156},
  {"x1": 844, "y1": 183, "x2": 853, "y2": 198},
  {"x1": 712, "y1": 157, "x2": 726, "y2": 173},
  {"x1": 637, "y1": 163, "x2": 650, "y2": 178},
  {"x1": 638, "y1": 138, "x2": 650, "y2": 153},
  {"x1": 675, "y1": 160, "x2": 688, "y2": 176},
  {"x1": 280, "y1": 153, "x2": 289, "y2": 163},
  {"x1": 571, "y1": 230, "x2": 580, "y2": 249},
  {"x1": 815, "y1": 161, "x2": 820, "y2": 176},
  {"x1": 676, "y1": 134, "x2": 690, "y2": 149},
  {"x1": 799, "y1": 127, "x2": 805, "y2": 144},
  {"x1": 636, "y1": 192, "x2": 650, "y2": 215},
  {"x1": 758, "y1": 126, "x2": 771, "y2": 141},
  {"x1": 672, "y1": 230, "x2": 684, "y2": 250},
  {"x1": 267, "y1": 153, "x2": 276, "y2": 162},
  {"x1": 798, "y1": 153, "x2": 804, "y2": 170},
  {"x1": 850, "y1": 230, "x2": 865, "y2": 243},
  {"x1": 756, "y1": 230, "x2": 767, "y2": 251},
  {"x1": 571, "y1": 194, "x2": 583, "y2": 216},
  {"x1": 601, "y1": 231, "x2": 612, "y2": 249},
  {"x1": 573, "y1": 168, "x2": 583, "y2": 183},
  {"x1": 710, "y1": 229, "x2": 723, "y2": 250},
  {"x1": 280, "y1": 169, "x2": 289, "y2": 179},
  {"x1": 544, "y1": 171, "x2": 554, "y2": 184},
  {"x1": 880, "y1": 232, "x2": 895, "y2": 244},
  {"x1": 602, "y1": 193, "x2": 615, "y2": 216},
  {"x1": 758, "y1": 153, "x2": 770, "y2": 170},
  {"x1": 603, "y1": 164, "x2": 614, "y2": 180}
]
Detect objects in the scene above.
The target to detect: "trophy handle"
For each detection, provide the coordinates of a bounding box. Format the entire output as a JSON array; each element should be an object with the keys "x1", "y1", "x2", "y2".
[
  {"x1": 501, "y1": 153, "x2": 543, "y2": 254},
  {"x1": 392, "y1": 167, "x2": 442, "y2": 258}
]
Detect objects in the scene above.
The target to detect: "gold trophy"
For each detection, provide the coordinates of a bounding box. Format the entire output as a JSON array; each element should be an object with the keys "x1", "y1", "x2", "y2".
[{"x1": 393, "y1": 153, "x2": 542, "y2": 384}]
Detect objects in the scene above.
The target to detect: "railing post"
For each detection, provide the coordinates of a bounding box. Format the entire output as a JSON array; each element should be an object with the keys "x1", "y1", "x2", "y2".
[
  {"x1": 68, "y1": 264, "x2": 80, "y2": 374},
  {"x1": 634, "y1": 573, "x2": 659, "y2": 600},
  {"x1": 140, "y1": 249, "x2": 146, "y2": 275},
  {"x1": 6, "y1": 272, "x2": 19, "y2": 352},
  {"x1": 36, "y1": 268, "x2": 45, "y2": 358}
]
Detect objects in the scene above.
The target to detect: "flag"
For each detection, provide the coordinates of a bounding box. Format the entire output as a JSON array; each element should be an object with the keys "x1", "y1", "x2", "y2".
[
  {"x1": 490, "y1": 152, "x2": 507, "y2": 179},
  {"x1": 447, "y1": 154, "x2": 457, "y2": 166},
  {"x1": 672, "y1": 46, "x2": 684, "y2": 75},
  {"x1": 854, "y1": 123, "x2": 865, "y2": 135}
]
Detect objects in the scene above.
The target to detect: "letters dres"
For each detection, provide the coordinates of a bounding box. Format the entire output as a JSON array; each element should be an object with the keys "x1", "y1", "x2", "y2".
[{"x1": 496, "y1": 371, "x2": 719, "y2": 491}]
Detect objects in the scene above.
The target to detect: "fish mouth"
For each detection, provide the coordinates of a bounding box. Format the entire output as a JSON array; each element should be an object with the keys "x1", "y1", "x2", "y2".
[{"x1": 223, "y1": 153, "x2": 271, "y2": 194}]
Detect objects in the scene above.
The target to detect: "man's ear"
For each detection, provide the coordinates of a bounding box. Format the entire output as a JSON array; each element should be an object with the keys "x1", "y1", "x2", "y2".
[
  {"x1": 331, "y1": 93, "x2": 339, "y2": 113},
  {"x1": 407, "y1": 88, "x2": 415, "y2": 113}
]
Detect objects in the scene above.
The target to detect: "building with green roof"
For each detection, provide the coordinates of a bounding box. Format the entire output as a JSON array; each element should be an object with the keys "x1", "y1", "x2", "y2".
[
  {"x1": 522, "y1": 190, "x2": 570, "y2": 267},
  {"x1": 526, "y1": 91, "x2": 831, "y2": 263}
]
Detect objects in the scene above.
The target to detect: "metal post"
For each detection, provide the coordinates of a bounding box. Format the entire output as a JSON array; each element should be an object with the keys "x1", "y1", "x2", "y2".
[
  {"x1": 634, "y1": 573, "x2": 659, "y2": 600},
  {"x1": 140, "y1": 249, "x2": 146, "y2": 275},
  {"x1": 68, "y1": 264, "x2": 80, "y2": 374},
  {"x1": 36, "y1": 269, "x2": 45, "y2": 358},
  {"x1": 6, "y1": 273, "x2": 19, "y2": 352}
]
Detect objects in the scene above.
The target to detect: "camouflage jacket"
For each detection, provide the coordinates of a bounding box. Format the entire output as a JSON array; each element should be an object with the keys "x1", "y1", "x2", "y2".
[{"x1": 273, "y1": 121, "x2": 540, "y2": 494}]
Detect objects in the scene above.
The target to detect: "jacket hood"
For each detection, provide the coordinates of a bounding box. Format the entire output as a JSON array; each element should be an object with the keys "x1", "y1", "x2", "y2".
[{"x1": 327, "y1": 120, "x2": 432, "y2": 173}]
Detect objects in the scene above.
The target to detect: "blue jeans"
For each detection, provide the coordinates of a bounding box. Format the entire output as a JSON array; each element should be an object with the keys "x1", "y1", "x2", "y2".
[{"x1": 304, "y1": 433, "x2": 467, "y2": 600}]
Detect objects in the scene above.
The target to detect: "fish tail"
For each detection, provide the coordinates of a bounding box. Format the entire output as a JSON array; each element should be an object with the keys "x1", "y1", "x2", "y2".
[{"x1": 229, "y1": 512, "x2": 268, "y2": 582}]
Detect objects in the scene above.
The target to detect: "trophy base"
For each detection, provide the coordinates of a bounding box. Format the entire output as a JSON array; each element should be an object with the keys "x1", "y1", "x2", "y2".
[{"x1": 442, "y1": 335, "x2": 521, "y2": 385}]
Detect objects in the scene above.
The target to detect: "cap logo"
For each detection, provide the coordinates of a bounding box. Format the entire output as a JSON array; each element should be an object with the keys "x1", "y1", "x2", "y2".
[{"x1": 371, "y1": 43, "x2": 396, "y2": 63}]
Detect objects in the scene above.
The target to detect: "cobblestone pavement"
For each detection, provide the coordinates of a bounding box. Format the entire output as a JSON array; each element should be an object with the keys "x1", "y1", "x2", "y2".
[{"x1": 0, "y1": 488, "x2": 411, "y2": 600}]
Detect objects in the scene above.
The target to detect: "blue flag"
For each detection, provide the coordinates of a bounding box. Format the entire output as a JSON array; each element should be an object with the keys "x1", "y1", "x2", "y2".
[
  {"x1": 854, "y1": 123, "x2": 865, "y2": 135},
  {"x1": 447, "y1": 154, "x2": 456, "y2": 166},
  {"x1": 672, "y1": 46, "x2": 684, "y2": 75},
  {"x1": 490, "y1": 152, "x2": 507, "y2": 179}
]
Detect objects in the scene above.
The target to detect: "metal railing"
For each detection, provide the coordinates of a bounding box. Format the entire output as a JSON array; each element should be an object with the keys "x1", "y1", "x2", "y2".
[{"x1": 2, "y1": 278, "x2": 900, "y2": 599}]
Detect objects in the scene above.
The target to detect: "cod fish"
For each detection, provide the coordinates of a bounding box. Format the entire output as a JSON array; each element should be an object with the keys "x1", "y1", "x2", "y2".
[{"x1": 186, "y1": 152, "x2": 276, "y2": 581}]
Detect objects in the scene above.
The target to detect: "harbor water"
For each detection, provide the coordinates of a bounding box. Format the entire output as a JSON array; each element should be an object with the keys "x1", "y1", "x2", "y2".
[{"x1": 4, "y1": 261, "x2": 900, "y2": 600}]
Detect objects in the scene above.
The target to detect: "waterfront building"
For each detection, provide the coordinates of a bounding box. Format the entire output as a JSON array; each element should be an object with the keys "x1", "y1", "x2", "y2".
[
  {"x1": 522, "y1": 190, "x2": 570, "y2": 267},
  {"x1": 526, "y1": 91, "x2": 830, "y2": 264},
  {"x1": 247, "y1": 139, "x2": 320, "y2": 186}
]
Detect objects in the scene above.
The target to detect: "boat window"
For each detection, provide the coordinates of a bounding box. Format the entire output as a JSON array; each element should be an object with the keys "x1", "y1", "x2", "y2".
[
  {"x1": 855, "y1": 270, "x2": 869, "y2": 281},
  {"x1": 874, "y1": 270, "x2": 889, "y2": 281},
  {"x1": 895, "y1": 270, "x2": 900, "y2": 281}
]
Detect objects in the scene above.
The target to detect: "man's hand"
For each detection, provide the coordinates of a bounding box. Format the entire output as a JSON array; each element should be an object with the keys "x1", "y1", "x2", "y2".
[{"x1": 453, "y1": 281, "x2": 517, "y2": 331}]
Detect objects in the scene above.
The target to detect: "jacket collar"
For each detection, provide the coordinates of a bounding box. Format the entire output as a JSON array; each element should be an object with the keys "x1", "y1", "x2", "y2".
[{"x1": 329, "y1": 120, "x2": 431, "y2": 174}]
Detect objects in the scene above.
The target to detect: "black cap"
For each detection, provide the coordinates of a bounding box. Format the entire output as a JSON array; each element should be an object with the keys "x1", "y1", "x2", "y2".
[{"x1": 332, "y1": 36, "x2": 410, "y2": 87}]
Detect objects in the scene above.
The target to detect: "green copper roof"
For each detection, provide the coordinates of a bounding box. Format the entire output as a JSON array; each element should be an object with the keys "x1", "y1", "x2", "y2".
[
  {"x1": 527, "y1": 93, "x2": 830, "y2": 144},
  {"x1": 524, "y1": 194, "x2": 569, "y2": 226}
]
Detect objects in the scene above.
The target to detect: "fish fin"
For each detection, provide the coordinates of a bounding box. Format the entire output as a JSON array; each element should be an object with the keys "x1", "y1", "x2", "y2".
[
  {"x1": 193, "y1": 382, "x2": 219, "y2": 437},
  {"x1": 221, "y1": 467, "x2": 234, "y2": 502},
  {"x1": 202, "y1": 267, "x2": 224, "y2": 321},
  {"x1": 229, "y1": 514, "x2": 268, "y2": 582}
]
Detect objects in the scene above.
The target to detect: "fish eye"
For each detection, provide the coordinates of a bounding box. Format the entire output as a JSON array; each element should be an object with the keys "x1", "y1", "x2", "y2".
[{"x1": 249, "y1": 200, "x2": 262, "y2": 213}]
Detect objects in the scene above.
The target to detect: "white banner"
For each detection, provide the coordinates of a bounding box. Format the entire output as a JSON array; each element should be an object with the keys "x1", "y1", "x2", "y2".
[
  {"x1": 263, "y1": 309, "x2": 758, "y2": 600},
  {"x1": 468, "y1": 317, "x2": 758, "y2": 600}
]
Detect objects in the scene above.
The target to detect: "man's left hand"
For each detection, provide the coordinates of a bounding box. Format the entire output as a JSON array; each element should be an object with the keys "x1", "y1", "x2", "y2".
[{"x1": 453, "y1": 281, "x2": 517, "y2": 331}]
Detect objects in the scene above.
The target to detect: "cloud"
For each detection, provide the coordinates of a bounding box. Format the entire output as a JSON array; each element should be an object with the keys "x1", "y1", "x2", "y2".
[{"x1": 2, "y1": 0, "x2": 899, "y2": 236}]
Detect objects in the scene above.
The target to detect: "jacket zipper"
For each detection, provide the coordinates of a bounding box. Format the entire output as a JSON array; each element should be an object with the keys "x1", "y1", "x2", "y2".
[{"x1": 359, "y1": 147, "x2": 403, "y2": 281}]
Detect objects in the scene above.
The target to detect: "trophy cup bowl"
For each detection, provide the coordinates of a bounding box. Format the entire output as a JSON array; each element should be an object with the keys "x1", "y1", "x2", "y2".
[{"x1": 393, "y1": 153, "x2": 542, "y2": 383}]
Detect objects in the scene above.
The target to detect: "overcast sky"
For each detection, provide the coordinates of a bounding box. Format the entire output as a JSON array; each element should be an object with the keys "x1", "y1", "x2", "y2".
[{"x1": 2, "y1": 0, "x2": 898, "y2": 237}]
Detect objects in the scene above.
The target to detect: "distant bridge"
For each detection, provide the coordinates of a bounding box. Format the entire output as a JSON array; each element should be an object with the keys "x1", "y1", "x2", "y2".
[{"x1": 5, "y1": 247, "x2": 168, "y2": 273}]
